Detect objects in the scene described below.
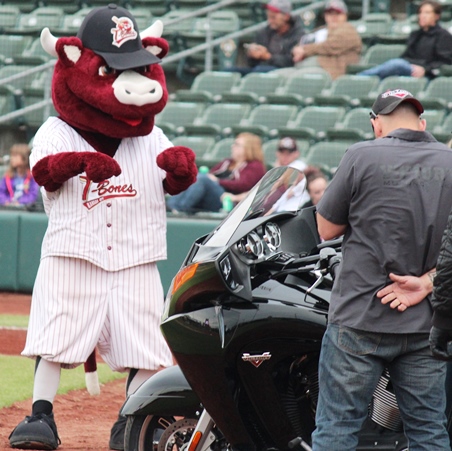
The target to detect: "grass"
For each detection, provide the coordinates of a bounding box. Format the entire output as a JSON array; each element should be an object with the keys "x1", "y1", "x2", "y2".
[
  {"x1": 0, "y1": 314, "x2": 29, "y2": 328},
  {"x1": 0, "y1": 355, "x2": 126, "y2": 409}
]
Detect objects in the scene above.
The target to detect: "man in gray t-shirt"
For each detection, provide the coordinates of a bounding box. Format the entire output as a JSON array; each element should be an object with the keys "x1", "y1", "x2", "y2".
[{"x1": 311, "y1": 89, "x2": 452, "y2": 451}]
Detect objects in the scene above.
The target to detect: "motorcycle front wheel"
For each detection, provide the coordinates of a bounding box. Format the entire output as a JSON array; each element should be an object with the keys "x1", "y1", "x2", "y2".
[{"x1": 124, "y1": 415, "x2": 198, "y2": 451}]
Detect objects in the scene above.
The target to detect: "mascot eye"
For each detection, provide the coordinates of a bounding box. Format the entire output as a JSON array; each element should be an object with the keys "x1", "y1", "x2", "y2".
[
  {"x1": 99, "y1": 65, "x2": 117, "y2": 76},
  {"x1": 135, "y1": 66, "x2": 149, "y2": 74}
]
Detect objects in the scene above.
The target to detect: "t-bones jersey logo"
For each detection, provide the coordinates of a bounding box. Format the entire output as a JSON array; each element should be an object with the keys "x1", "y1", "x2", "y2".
[
  {"x1": 242, "y1": 352, "x2": 272, "y2": 368},
  {"x1": 80, "y1": 176, "x2": 137, "y2": 210}
]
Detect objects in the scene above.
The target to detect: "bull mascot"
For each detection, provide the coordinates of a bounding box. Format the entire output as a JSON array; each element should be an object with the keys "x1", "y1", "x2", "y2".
[{"x1": 9, "y1": 4, "x2": 197, "y2": 450}]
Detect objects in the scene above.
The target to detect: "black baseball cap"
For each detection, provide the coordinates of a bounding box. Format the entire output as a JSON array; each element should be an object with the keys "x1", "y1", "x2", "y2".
[
  {"x1": 371, "y1": 89, "x2": 424, "y2": 117},
  {"x1": 277, "y1": 136, "x2": 298, "y2": 152},
  {"x1": 76, "y1": 3, "x2": 160, "y2": 70}
]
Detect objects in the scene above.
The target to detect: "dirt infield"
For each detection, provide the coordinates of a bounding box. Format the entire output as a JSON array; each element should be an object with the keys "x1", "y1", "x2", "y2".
[{"x1": 0, "y1": 293, "x2": 127, "y2": 451}]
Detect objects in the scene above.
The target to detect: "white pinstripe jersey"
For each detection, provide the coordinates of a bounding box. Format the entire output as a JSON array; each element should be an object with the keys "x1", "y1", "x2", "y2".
[{"x1": 31, "y1": 117, "x2": 173, "y2": 271}]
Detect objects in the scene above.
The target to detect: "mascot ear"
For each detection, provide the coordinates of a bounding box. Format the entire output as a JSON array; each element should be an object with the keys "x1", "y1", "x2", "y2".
[
  {"x1": 41, "y1": 27, "x2": 83, "y2": 66},
  {"x1": 141, "y1": 20, "x2": 169, "y2": 59}
]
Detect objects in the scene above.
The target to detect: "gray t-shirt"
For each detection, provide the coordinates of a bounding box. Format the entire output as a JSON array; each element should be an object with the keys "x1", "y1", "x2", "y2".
[{"x1": 316, "y1": 129, "x2": 452, "y2": 333}]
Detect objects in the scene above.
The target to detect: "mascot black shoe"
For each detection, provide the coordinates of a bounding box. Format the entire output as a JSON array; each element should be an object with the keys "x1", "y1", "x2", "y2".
[{"x1": 9, "y1": 413, "x2": 61, "y2": 450}]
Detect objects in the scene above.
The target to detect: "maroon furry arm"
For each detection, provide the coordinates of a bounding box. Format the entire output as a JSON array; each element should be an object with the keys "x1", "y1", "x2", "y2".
[
  {"x1": 32, "y1": 152, "x2": 122, "y2": 192},
  {"x1": 157, "y1": 146, "x2": 198, "y2": 195}
]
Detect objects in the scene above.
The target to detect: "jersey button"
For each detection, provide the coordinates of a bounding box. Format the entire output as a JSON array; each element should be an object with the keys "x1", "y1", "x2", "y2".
[
  {"x1": 107, "y1": 223, "x2": 112, "y2": 227},
  {"x1": 107, "y1": 246, "x2": 112, "y2": 250},
  {"x1": 107, "y1": 203, "x2": 112, "y2": 207}
]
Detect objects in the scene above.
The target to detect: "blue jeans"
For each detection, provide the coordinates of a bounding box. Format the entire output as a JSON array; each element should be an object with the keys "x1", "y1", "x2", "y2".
[
  {"x1": 358, "y1": 58, "x2": 412, "y2": 79},
  {"x1": 312, "y1": 323, "x2": 450, "y2": 451},
  {"x1": 166, "y1": 173, "x2": 225, "y2": 213}
]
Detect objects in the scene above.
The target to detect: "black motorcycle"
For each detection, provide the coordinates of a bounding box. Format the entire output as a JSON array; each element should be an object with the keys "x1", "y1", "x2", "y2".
[{"x1": 121, "y1": 167, "x2": 408, "y2": 451}]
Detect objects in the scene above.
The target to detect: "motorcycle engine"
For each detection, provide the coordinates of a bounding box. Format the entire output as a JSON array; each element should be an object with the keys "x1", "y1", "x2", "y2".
[{"x1": 368, "y1": 369, "x2": 403, "y2": 432}]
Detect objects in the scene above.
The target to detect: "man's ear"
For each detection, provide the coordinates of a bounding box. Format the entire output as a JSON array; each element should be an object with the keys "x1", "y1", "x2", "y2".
[
  {"x1": 370, "y1": 118, "x2": 383, "y2": 138},
  {"x1": 419, "y1": 118, "x2": 427, "y2": 131}
]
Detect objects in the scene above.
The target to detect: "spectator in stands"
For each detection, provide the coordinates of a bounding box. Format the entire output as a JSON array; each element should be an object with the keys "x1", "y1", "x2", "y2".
[
  {"x1": 276, "y1": 0, "x2": 362, "y2": 79},
  {"x1": 166, "y1": 133, "x2": 266, "y2": 213},
  {"x1": 301, "y1": 168, "x2": 328, "y2": 208},
  {"x1": 358, "y1": 0, "x2": 452, "y2": 79},
  {"x1": 274, "y1": 136, "x2": 307, "y2": 171},
  {"x1": 225, "y1": 0, "x2": 304, "y2": 75},
  {"x1": 0, "y1": 143, "x2": 39, "y2": 207}
]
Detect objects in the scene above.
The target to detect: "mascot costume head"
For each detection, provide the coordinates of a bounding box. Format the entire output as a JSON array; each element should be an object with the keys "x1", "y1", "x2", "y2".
[
  {"x1": 34, "y1": 3, "x2": 197, "y2": 194},
  {"x1": 8, "y1": 5, "x2": 197, "y2": 450}
]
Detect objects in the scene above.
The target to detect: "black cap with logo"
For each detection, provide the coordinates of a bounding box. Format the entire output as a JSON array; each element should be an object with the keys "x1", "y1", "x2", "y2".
[
  {"x1": 371, "y1": 89, "x2": 424, "y2": 117},
  {"x1": 77, "y1": 3, "x2": 160, "y2": 70}
]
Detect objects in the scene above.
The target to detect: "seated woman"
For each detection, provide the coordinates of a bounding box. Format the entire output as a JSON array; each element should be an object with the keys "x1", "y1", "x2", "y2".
[
  {"x1": 0, "y1": 143, "x2": 39, "y2": 207},
  {"x1": 167, "y1": 133, "x2": 266, "y2": 213}
]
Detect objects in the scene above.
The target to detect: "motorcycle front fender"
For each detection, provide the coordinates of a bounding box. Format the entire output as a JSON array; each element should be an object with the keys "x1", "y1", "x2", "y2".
[{"x1": 120, "y1": 365, "x2": 202, "y2": 417}]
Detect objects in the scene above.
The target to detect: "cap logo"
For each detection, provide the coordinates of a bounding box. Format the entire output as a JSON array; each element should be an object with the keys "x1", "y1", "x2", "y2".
[
  {"x1": 381, "y1": 89, "x2": 413, "y2": 99},
  {"x1": 111, "y1": 16, "x2": 137, "y2": 48}
]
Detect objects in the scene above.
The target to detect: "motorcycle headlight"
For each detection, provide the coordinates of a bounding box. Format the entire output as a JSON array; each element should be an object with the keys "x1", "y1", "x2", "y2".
[{"x1": 219, "y1": 255, "x2": 238, "y2": 290}]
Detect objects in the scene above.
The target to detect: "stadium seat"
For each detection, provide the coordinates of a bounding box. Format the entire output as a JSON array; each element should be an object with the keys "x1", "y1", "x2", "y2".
[
  {"x1": 16, "y1": 7, "x2": 65, "y2": 34},
  {"x1": 0, "y1": 5, "x2": 21, "y2": 33},
  {"x1": 418, "y1": 77, "x2": 452, "y2": 110},
  {"x1": 346, "y1": 43, "x2": 405, "y2": 74},
  {"x1": 171, "y1": 135, "x2": 217, "y2": 163},
  {"x1": 326, "y1": 107, "x2": 374, "y2": 141},
  {"x1": 421, "y1": 109, "x2": 446, "y2": 133},
  {"x1": 0, "y1": 1, "x2": 37, "y2": 14},
  {"x1": 42, "y1": 0, "x2": 82, "y2": 14},
  {"x1": 172, "y1": 71, "x2": 241, "y2": 102},
  {"x1": 432, "y1": 111, "x2": 452, "y2": 143},
  {"x1": 379, "y1": 15, "x2": 418, "y2": 44},
  {"x1": 0, "y1": 35, "x2": 32, "y2": 66},
  {"x1": 265, "y1": 72, "x2": 332, "y2": 106},
  {"x1": 230, "y1": 104, "x2": 299, "y2": 138},
  {"x1": 14, "y1": 38, "x2": 54, "y2": 65},
  {"x1": 220, "y1": 72, "x2": 285, "y2": 104},
  {"x1": 128, "y1": 0, "x2": 172, "y2": 17},
  {"x1": 0, "y1": 64, "x2": 45, "y2": 93},
  {"x1": 278, "y1": 106, "x2": 346, "y2": 141},
  {"x1": 314, "y1": 75, "x2": 380, "y2": 107},
  {"x1": 305, "y1": 141, "x2": 352, "y2": 174},
  {"x1": 351, "y1": 13, "x2": 394, "y2": 43},
  {"x1": 199, "y1": 136, "x2": 234, "y2": 165},
  {"x1": 154, "y1": 101, "x2": 206, "y2": 137},
  {"x1": 55, "y1": 7, "x2": 92, "y2": 35},
  {"x1": 176, "y1": 11, "x2": 241, "y2": 83},
  {"x1": 183, "y1": 102, "x2": 252, "y2": 138}
]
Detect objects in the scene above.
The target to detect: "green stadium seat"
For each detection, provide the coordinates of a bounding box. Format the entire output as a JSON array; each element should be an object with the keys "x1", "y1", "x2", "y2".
[
  {"x1": 171, "y1": 135, "x2": 217, "y2": 163},
  {"x1": 183, "y1": 102, "x2": 252, "y2": 138},
  {"x1": 55, "y1": 7, "x2": 92, "y2": 35},
  {"x1": 305, "y1": 141, "x2": 351, "y2": 175},
  {"x1": 16, "y1": 7, "x2": 65, "y2": 34},
  {"x1": 1, "y1": 2, "x2": 37, "y2": 14},
  {"x1": 0, "y1": 5, "x2": 21, "y2": 33},
  {"x1": 42, "y1": 0, "x2": 82, "y2": 14},
  {"x1": 351, "y1": 13, "x2": 394, "y2": 43},
  {"x1": 230, "y1": 104, "x2": 299, "y2": 138},
  {"x1": 200, "y1": 137, "x2": 234, "y2": 166},
  {"x1": 175, "y1": 11, "x2": 241, "y2": 84},
  {"x1": 14, "y1": 38, "x2": 53, "y2": 65},
  {"x1": 220, "y1": 72, "x2": 285, "y2": 104},
  {"x1": 347, "y1": 44, "x2": 406, "y2": 74},
  {"x1": 432, "y1": 111, "x2": 452, "y2": 143},
  {"x1": 418, "y1": 77, "x2": 452, "y2": 111},
  {"x1": 0, "y1": 35, "x2": 32, "y2": 66},
  {"x1": 314, "y1": 75, "x2": 380, "y2": 107},
  {"x1": 154, "y1": 101, "x2": 206, "y2": 137},
  {"x1": 129, "y1": 0, "x2": 172, "y2": 17},
  {"x1": 421, "y1": 109, "x2": 446, "y2": 133},
  {"x1": 278, "y1": 106, "x2": 346, "y2": 141},
  {"x1": 265, "y1": 72, "x2": 332, "y2": 106},
  {"x1": 326, "y1": 107, "x2": 374, "y2": 142},
  {"x1": 172, "y1": 71, "x2": 241, "y2": 103}
]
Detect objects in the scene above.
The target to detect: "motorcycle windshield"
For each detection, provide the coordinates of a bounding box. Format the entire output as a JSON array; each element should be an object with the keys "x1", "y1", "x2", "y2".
[{"x1": 202, "y1": 167, "x2": 305, "y2": 249}]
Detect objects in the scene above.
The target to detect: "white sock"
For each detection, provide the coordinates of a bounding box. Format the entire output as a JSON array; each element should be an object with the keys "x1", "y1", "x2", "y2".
[{"x1": 33, "y1": 358, "x2": 61, "y2": 404}]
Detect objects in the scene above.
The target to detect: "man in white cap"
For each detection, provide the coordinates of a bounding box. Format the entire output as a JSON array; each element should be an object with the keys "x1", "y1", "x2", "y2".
[{"x1": 227, "y1": 0, "x2": 304, "y2": 74}]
